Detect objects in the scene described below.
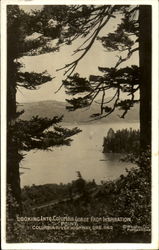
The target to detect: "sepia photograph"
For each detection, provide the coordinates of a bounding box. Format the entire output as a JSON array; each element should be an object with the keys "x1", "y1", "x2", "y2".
[{"x1": 1, "y1": 0, "x2": 158, "y2": 249}]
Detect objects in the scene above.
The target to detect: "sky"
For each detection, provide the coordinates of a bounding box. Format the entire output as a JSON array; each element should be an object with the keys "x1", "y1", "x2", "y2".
[{"x1": 17, "y1": 5, "x2": 139, "y2": 103}]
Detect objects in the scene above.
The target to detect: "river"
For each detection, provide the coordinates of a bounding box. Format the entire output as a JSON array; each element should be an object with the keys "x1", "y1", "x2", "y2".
[{"x1": 20, "y1": 122, "x2": 139, "y2": 187}]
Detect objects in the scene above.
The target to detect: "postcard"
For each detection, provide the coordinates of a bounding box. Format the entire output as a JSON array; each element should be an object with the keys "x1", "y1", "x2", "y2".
[{"x1": 1, "y1": 0, "x2": 158, "y2": 249}]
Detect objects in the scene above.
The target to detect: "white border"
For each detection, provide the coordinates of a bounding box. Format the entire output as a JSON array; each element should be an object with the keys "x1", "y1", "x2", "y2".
[{"x1": 1, "y1": 0, "x2": 159, "y2": 249}]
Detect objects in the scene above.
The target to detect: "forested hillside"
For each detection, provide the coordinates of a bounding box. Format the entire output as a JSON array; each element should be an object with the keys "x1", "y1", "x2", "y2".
[{"x1": 18, "y1": 100, "x2": 139, "y2": 124}]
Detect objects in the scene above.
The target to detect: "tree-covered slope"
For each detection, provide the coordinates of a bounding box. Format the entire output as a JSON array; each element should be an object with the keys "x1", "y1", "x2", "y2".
[{"x1": 18, "y1": 100, "x2": 139, "y2": 124}]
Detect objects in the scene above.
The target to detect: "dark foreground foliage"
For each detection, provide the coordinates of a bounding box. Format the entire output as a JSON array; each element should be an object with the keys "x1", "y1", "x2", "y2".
[{"x1": 7, "y1": 150, "x2": 151, "y2": 243}]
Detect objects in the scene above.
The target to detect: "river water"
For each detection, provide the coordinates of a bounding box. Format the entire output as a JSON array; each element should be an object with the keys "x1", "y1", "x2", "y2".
[{"x1": 20, "y1": 122, "x2": 139, "y2": 187}]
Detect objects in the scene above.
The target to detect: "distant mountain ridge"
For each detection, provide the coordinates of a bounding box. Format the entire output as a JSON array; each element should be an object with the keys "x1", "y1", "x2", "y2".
[{"x1": 18, "y1": 100, "x2": 139, "y2": 124}]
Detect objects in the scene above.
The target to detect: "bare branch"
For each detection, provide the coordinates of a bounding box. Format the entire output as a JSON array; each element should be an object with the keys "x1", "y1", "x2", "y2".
[
  {"x1": 115, "y1": 47, "x2": 139, "y2": 68},
  {"x1": 54, "y1": 82, "x2": 64, "y2": 94},
  {"x1": 57, "y1": 6, "x2": 116, "y2": 77},
  {"x1": 128, "y1": 6, "x2": 139, "y2": 14},
  {"x1": 95, "y1": 90, "x2": 118, "y2": 105},
  {"x1": 72, "y1": 17, "x2": 103, "y2": 55},
  {"x1": 90, "y1": 89, "x2": 101, "y2": 106},
  {"x1": 89, "y1": 88, "x2": 120, "y2": 121},
  {"x1": 101, "y1": 87, "x2": 105, "y2": 114},
  {"x1": 120, "y1": 84, "x2": 135, "y2": 118}
]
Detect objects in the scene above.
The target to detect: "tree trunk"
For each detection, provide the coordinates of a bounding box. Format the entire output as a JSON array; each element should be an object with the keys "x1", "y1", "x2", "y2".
[
  {"x1": 7, "y1": 58, "x2": 22, "y2": 214},
  {"x1": 139, "y1": 5, "x2": 152, "y2": 151},
  {"x1": 7, "y1": 143, "x2": 22, "y2": 214}
]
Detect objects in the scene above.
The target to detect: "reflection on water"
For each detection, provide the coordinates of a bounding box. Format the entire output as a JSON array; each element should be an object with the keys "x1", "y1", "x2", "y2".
[{"x1": 20, "y1": 122, "x2": 139, "y2": 187}]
